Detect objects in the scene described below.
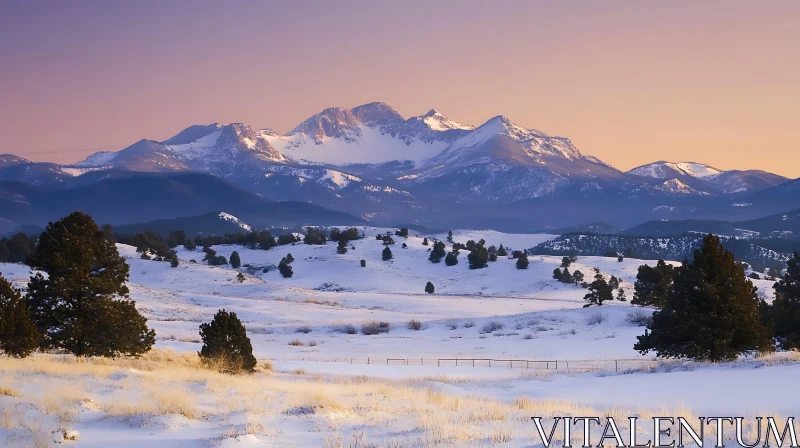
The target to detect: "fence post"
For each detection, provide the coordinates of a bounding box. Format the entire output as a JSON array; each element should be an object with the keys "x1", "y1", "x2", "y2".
[
  {"x1": 615, "y1": 360, "x2": 618, "y2": 372},
  {"x1": 438, "y1": 359, "x2": 440, "y2": 367},
  {"x1": 489, "y1": 360, "x2": 491, "y2": 367},
  {"x1": 367, "y1": 358, "x2": 369, "y2": 365},
  {"x1": 556, "y1": 360, "x2": 558, "y2": 370},
  {"x1": 472, "y1": 358, "x2": 475, "y2": 367},
  {"x1": 566, "y1": 360, "x2": 569, "y2": 371}
]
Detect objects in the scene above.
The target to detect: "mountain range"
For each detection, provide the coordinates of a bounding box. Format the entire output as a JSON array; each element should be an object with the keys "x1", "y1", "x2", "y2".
[{"x1": 1, "y1": 102, "x2": 797, "y2": 232}]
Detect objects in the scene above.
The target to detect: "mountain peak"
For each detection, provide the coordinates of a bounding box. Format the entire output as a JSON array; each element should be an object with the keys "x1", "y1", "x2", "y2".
[
  {"x1": 288, "y1": 107, "x2": 361, "y2": 141},
  {"x1": 351, "y1": 102, "x2": 404, "y2": 126},
  {"x1": 628, "y1": 161, "x2": 722, "y2": 179}
]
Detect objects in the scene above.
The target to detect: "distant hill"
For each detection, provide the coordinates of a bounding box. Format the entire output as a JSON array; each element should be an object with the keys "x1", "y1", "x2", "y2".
[
  {"x1": 531, "y1": 232, "x2": 789, "y2": 272},
  {"x1": 622, "y1": 208, "x2": 800, "y2": 239},
  {"x1": 0, "y1": 172, "x2": 365, "y2": 228}
]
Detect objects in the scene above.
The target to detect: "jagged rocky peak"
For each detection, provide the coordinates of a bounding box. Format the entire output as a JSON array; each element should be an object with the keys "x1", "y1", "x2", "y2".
[
  {"x1": 413, "y1": 109, "x2": 473, "y2": 131},
  {"x1": 163, "y1": 123, "x2": 223, "y2": 145},
  {"x1": 288, "y1": 107, "x2": 361, "y2": 141},
  {"x1": 350, "y1": 102, "x2": 404, "y2": 126}
]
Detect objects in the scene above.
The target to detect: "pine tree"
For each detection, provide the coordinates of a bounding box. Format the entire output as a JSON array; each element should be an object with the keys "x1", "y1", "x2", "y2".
[
  {"x1": 572, "y1": 270, "x2": 585, "y2": 285},
  {"x1": 285, "y1": 253, "x2": 295, "y2": 264},
  {"x1": 552, "y1": 268, "x2": 563, "y2": 280},
  {"x1": 429, "y1": 241, "x2": 446, "y2": 263},
  {"x1": 198, "y1": 309, "x2": 257, "y2": 374},
  {"x1": 278, "y1": 258, "x2": 293, "y2": 278},
  {"x1": 467, "y1": 245, "x2": 488, "y2": 269},
  {"x1": 184, "y1": 239, "x2": 197, "y2": 251},
  {"x1": 515, "y1": 252, "x2": 529, "y2": 269},
  {"x1": 635, "y1": 234, "x2": 773, "y2": 361},
  {"x1": 617, "y1": 288, "x2": 627, "y2": 302},
  {"x1": 632, "y1": 260, "x2": 674, "y2": 308},
  {"x1": 496, "y1": 245, "x2": 508, "y2": 257},
  {"x1": 360, "y1": 259, "x2": 366, "y2": 267},
  {"x1": 382, "y1": 246, "x2": 393, "y2": 261},
  {"x1": 230, "y1": 251, "x2": 241, "y2": 268},
  {"x1": 26, "y1": 212, "x2": 155, "y2": 357},
  {"x1": 583, "y1": 272, "x2": 614, "y2": 307},
  {"x1": 763, "y1": 252, "x2": 800, "y2": 350},
  {"x1": 422, "y1": 238, "x2": 429, "y2": 246},
  {"x1": 236, "y1": 272, "x2": 245, "y2": 283},
  {"x1": 0, "y1": 274, "x2": 39, "y2": 358},
  {"x1": 444, "y1": 251, "x2": 458, "y2": 266},
  {"x1": 337, "y1": 239, "x2": 348, "y2": 254},
  {"x1": 447, "y1": 231, "x2": 453, "y2": 243},
  {"x1": 425, "y1": 281, "x2": 435, "y2": 294}
]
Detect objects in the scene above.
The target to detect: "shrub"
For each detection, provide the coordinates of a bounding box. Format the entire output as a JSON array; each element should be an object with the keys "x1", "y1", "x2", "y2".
[
  {"x1": 230, "y1": 251, "x2": 241, "y2": 268},
  {"x1": 360, "y1": 259, "x2": 366, "y2": 267},
  {"x1": 446, "y1": 321, "x2": 459, "y2": 330},
  {"x1": 198, "y1": 309, "x2": 257, "y2": 374},
  {"x1": 308, "y1": 341, "x2": 317, "y2": 347},
  {"x1": 516, "y1": 252, "x2": 529, "y2": 269},
  {"x1": 407, "y1": 320, "x2": 423, "y2": 331},
  {"x1": 463, "y1": 321, "x2": 475, "y2": 328},
  {"x1": 425, "y1": 281, "x2": 434, "y2": 294},
  {"x1": 361, "y1": 321, "x2": 391, "y2": 335},
  {"x1": 586, "y1": 312, "x2": 606, "y2": 325},
  {"x1": 626, "y1": 309, "x2": 653, "y2": 327},
  {"x1": 288, "y1": 340, "x2": 304, "y2": 346},
  {"x1": 236, "y1": 272, "x2": 245, "y2": 283},
  {"x1": 278, "y1": 260, "x2": 293, "y2": 278},
  {"x1": 296, "y1": 326, "x2": 312, "y2": 334},
  {"x1": 480, "y1": 321, "x2": 504, "y2": 334},
  {"x1": 382, "y1": 247, "x2": 393, "y2": 261},
  {"x1": 444, "y1": 251, "x2": 458, "y2": 266},
  {"x1": 332, "y1": 324, "x2": 357, "y2": 334}
]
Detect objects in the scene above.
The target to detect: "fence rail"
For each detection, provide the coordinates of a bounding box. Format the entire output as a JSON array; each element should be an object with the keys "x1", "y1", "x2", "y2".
[{"x1": 294, "y1": 357, "x2": 667, "y2": 372}]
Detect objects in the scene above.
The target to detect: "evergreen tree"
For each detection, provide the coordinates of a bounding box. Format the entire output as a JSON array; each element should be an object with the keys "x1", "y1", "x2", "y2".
[
  {"x1": 230, "y1": 251, "x2": 241, "y2": 268},
  {"x1": 425, "y1": 281, "x2": 435, "y2": 294},
  {"x1": 422, "y1": 238, "x2": 429, "y2": 246},
  {"x1": 336, "y1": 239, "x2": 348, "y2": 254},
  {"x1": 382, "y1": 246, "x2": 393, "y2": 261},
  {"x1": 402, "y1": 242, "x2": 408, "y2": 249},
  {"x1": 632, "y1": 260, "x2": 674, "y2": 308},
  {"x1": 277, "y1": 233, "x2": 299, "y2": 245},
  {"x1": 583, "y1": 271, "x2": 614, "y2": 307},
  {"x1": 429, "y1": 241, "x2": 446, "y2": 263},
  {"x1": 467, "y1": 245, "x2": 489, "y2": 269},
  {"x1": 360, "y1": 259, "x2": 366, "y2": 267},
  {"x1": 572, "y1": 270, "x2": 585, "y2": 285},
  {"x1": 278, "y1": 259, "x2": 293, "y2": 278},
  {"x1": 0, "y1": 233, "x2": 36, "y2": 263},
  {"x1": 634, "y1": 234, "x2": 773, "y2": 361},
  {"x1": 198, "y1": 309, "x2": 257, "y2": 374},
  {"x1": 303, "y1": 227, "x2": 328, "y2": 245},
  {"x1": 184, "y1": 239, "x2": 197, "y2": 251},
  {"x1": 762, "y1": 252, "x2": 800, "y2": 350},
  {"x1": 560, "y1": 256, "x2": 574, "y2": 268},
  {"x1": 26, "y1": 212, "x2": 155, "y2": 357},
  {"x1": 447, "y1": 231, "x2": 453, "y2": 243},
  {"x1": 496, "y1": 245, "x2": 508, "y2": 257},
  {"x1": 618, "y1": 255, "x2": 624, "y2": 263},
  {"x1": 285, "y1": 253, "x2": 295, "y2": 264},
  {"x1": 552, "y1": 268, "x2": 563, "y2": 280},
  {"x1": 444, "y1": 251, "x2": 458, "y2": 266},
  {"x1": 0, "y1": 274, "x2": 39, "y2": 358},
  {"x1": 395, "y1": 228, "x2": 409, "y2": 238},
  {"x1": 617, "y1": 288, "x2": 627, "y2": 302},
  {"x1": 166, "y1": 230, "x2": 186, "y2": 248},
  {"x1": 515, "y1": 252, "x2": 529, "y2": 269}
]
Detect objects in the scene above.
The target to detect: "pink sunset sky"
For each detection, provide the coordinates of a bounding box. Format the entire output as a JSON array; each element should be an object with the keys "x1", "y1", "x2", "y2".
[{"x1": 1, "y1": 1, "x2": 798, "y2": 176}]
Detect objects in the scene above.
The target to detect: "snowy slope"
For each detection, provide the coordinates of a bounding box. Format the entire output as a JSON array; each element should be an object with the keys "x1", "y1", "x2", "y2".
[{"x1": 628, "y1": 161, "x2": 722, "y2": 179}]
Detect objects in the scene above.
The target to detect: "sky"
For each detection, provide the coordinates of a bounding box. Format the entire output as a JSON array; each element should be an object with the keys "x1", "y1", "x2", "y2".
[{"x1": 1, "y1": 1, "x2": 798, "y2": 177}]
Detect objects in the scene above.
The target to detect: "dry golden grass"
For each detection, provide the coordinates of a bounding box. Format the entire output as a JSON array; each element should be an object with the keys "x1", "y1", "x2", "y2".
[{"x1": 0, "y1": 349, "x2": 789, "y2": 446}]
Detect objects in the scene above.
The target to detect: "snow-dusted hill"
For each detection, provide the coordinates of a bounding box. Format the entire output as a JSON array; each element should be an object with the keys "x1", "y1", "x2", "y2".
[{"x1": 628, "y1": 161, "x2": 788, "y2": 195}]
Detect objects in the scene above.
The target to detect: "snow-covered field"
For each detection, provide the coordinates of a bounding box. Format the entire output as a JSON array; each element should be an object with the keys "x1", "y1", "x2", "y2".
[{"x1": 0, "y1": 228, "x2": 795, "y2": 447}]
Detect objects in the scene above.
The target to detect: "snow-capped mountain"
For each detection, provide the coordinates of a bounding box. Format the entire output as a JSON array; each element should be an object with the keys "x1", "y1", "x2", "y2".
[
  {"x1": 2, "y1": 101, "x2": 795, "y2": 230},
  {"x1": 628, "y1": 161, "x2": 722, "y2": 179},
  {"x1": 628, "y1": 161, "x2": 788, "y2": 194}
]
